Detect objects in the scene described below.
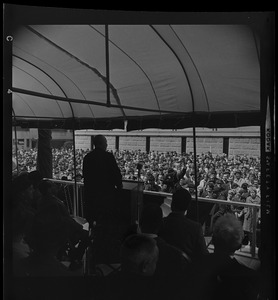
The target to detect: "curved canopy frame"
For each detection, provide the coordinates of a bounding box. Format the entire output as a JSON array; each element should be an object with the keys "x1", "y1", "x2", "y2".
[{"x1": 6, "y1": 8, "x2": 267, "y2": 131}]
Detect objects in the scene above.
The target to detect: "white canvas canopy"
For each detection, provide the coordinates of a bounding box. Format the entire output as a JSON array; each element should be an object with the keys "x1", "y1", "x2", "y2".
[{"x1": 7, "y1": 7, "x2": 268, "y2": 131}]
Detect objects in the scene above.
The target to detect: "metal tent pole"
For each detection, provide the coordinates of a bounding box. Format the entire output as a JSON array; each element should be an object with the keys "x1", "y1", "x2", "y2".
[
  {"x1": 105, "y1": 24, "x2": 111, "y2": 107},
  {"x1": 192, "y1": 124, "x2": 199, "y2": 223},
  {"x1": 72, "y1": 126, "x2": 78, "y2": 217},
  {"x1": 13, "y1": 116, "x2": 19, "y2": 175}
]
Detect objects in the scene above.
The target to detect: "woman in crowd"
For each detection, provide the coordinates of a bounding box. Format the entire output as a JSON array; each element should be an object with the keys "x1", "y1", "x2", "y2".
[{"x1": 239, "y1": 188, "x2": 261, "y2": 247}]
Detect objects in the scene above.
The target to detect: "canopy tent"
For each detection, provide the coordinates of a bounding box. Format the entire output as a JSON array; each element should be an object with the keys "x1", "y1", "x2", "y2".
[
  {"x1": 8, "y1": 9, "x2": 264, "y2": 131},
  {"x1": 4, "y1": 8, "x2": 275, "y2": 299}
]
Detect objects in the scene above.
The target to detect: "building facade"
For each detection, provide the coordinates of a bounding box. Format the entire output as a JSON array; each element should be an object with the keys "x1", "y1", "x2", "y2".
[
  {"x1": 12, "y1": 127, "x2": 261, "y2": 157},
  {"x1": 75, "y1": 127, "x2": 261, "y2": 157}
]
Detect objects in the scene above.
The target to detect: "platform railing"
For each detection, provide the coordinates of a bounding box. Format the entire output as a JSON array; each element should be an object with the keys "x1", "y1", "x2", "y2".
[
  {"x1": 49, "y1": 178, "x2": 84, "y2": 217},
  {"x1": 144, "y1": 190, "x2": 260, "y2": 258},
  {"x1": 48, "y1": 179, "x2": 260, "y2": 258}
]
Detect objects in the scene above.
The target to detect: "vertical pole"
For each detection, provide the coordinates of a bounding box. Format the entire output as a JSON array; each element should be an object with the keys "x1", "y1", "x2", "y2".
[
  {"x1": 105, "y1": 24, "x2": 111, "y2": 107},
  {"x1": 223, "y1": 137, "x2": 229, "y2": 156},
  {"x1": 116, "y1": 136, "x2": 119, "y2": 151},
  {"x1": 192, "y1": 125, "x2": 199, "y2": 223},
  {"x1": 250, "y1": 207, "x2": 257, "y2": 257},
  {"x1": 146, "y1": 136, "x2": 150, "y2": 153},
  {"x1": 13, "y1": 119, "x2": 19, "y2": 175},
  {"x1": 72, "y1": 126, "x2": 78, "y2": 217},
  {"x1": 181, "y1": 136, "x2": 186, "y2": 154},
  {"x1": 37, "y1": 129, "x2": 52, "y2": 179}
]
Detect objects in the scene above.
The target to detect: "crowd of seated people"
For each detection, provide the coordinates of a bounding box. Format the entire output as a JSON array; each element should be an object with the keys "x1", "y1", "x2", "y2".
[
  {"x1": 13, "y1": 147, "x2": 261, "y2": 192},
  {"x1": 13, "y1": 148, "x2": 261, "y2": 248}
]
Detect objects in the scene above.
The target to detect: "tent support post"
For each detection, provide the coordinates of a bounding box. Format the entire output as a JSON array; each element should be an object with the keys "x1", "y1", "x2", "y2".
[
  {"x1": 68, "y1": 96, "x2": 78, "y2": 217},
  {"x1": 13, "y1": 118, "x2": 19, "y2": 175},
  {"x1": 105, "y1": 24, "x2": 110, "y2": 107},
  {"x1": 192, "y1": 124, "x2": 199, "y2": 223},
  {"x1": 72, "y1": 126, "x2": 78, "y2": 217},
  {"x1": 37, "y1": 129, "x2": 52, "y2": 179}
]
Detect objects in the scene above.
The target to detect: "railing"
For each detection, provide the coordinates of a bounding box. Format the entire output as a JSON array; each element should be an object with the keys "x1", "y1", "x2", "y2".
[
  {"x1": 144, "y1": 190, "x2": 260, "y2": 258},
  {"x1": 50, "y1": 178, "x2": 85, "y2": 217},
  {"x1": 48, "y1": 179, "x2": 260, "y2": 258}
]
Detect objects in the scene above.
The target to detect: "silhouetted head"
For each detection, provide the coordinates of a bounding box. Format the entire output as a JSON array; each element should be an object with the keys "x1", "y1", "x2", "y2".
[
  {"x1": 171, "y1": 188, "x2": 192, "y2": 213},
  {"x1": 93, "y1": 135, "x2": 107, "y2": 151}
]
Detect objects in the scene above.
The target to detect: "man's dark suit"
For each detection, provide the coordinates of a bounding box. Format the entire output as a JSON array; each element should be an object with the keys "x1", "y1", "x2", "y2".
[
  {"x1": 83, "y1": 148, "x2": 122, "y2": 225},
  {"x1": 159, "y1": 212, "x2": 209, "y2": 260}
]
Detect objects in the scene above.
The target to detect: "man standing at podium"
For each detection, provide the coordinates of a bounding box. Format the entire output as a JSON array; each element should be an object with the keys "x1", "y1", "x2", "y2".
[{"x1": 83, "y1": 134, "x2": 123, "y2": 229}]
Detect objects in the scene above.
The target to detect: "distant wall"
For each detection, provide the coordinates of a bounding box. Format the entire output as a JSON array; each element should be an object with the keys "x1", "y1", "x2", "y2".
[
  {"x1": 150, "y1": 136, "x2": 181, "y2": 153},
  {"x1": 74, "y1": 128, "x2": 261, "y2": 157},
  {"x1": 119, "y1": 136, "x2": 146, "y2": 151},
  {"x1": 229, "y1": 137, "x2": 261, "y2": 157},
  {"x1": 12, "y1": 128, "x2": 261, "y2": 157},
  {"x1": 186, "y1": 137, "x2": 223, "y2": 155}
]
